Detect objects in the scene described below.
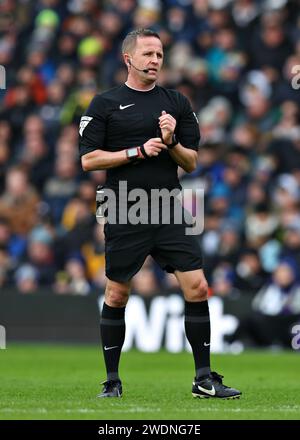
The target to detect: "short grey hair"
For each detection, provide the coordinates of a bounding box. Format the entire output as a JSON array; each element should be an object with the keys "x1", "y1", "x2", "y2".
[{"x1": 122, "y1": 28, "x2": 161, "y2": 54}]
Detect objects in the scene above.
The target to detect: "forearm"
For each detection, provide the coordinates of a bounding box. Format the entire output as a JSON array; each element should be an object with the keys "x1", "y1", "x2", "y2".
[
  {"x1": 168, "y1": 143, "x2": 197, "y2": 173},
  {"x1": 81, "y1": 149, "x2": 130, "y2": 171}
]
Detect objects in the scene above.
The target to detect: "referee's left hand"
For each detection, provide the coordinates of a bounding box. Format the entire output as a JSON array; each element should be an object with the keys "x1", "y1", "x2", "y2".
[{"x1": 159, "y1": 110, "x2": 177, "y2": 145}]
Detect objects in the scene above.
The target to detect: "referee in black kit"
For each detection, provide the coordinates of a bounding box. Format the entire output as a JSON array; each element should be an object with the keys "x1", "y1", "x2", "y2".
[{"x1": 79, "y1": 29, "x2": 241, "y2": 400}]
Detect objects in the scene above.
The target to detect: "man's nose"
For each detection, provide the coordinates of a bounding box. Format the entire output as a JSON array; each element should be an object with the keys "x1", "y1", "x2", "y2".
[{"x1": 150, "y1": 56, "x2": 159, "y2": 64}]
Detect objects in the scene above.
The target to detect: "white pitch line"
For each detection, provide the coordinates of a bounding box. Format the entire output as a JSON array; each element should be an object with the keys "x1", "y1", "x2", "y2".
[
  {"x1": 0, "y1": 406, "x2": 300, "y2": 414},
  {"x1": 178, "y1": 406, "x2": 300, "y2": 413},
  {"x1": 0, "y1": 407, "x2": 162, "y2": 414}
]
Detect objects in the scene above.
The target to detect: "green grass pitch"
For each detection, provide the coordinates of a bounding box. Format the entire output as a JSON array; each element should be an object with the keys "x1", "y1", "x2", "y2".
[{"x1": 0, "y1": 344, "x2": 299, "y2": 420}]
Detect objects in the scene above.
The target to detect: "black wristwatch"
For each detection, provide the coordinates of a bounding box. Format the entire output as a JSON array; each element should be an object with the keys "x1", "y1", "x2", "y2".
[{"x1": 165, "y1": 133, "x2": 178, "y2": 149}]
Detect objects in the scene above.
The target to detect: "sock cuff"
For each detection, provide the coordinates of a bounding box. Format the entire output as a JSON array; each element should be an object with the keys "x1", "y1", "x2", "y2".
[
  {"x1": 102, "y1": 302, "x2": 126, "y2": 320},
  {"x1": 196, "y1": 367, "x2": 211, "y2": 379},
  {"x1": 107, "y1": 372, "x2": 120, "y2": 381},
  {"x1": 185, "y1": 300, "x2": 209, "y2": 316}
]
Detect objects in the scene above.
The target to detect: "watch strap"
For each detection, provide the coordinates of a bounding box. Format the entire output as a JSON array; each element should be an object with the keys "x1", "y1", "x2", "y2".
[
  {"x1": 166, "y1": 134, "x2": 178, "y2": 149},
  {"x1": 140, "y1": 144, "x2": 149, "y2": 159}
]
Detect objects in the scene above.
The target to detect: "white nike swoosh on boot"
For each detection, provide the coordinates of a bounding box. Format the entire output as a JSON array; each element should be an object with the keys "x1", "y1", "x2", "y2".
[{"x1": 197, "y1": 385, "x2": 216, "y2": 396}]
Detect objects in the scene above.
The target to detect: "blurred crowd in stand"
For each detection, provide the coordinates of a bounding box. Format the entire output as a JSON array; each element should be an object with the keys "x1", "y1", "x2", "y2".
[{"x1": 0, "y1": 0, "x2": 300, "y2": 334}]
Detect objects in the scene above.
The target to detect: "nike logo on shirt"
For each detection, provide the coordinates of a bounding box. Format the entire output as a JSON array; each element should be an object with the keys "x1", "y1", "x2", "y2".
[
  {"x1": 204, "y1": 342, "x2": 210, "y2": 346},
  {"x1": 119, "y1": 104, "x2": 135, "y2": 110},
  {"x1": 104, "y1": 345, "x2": 118, "y2": 351},
  {"x1": 197, "y1": 385, "x2": 216, "y2": 396}
]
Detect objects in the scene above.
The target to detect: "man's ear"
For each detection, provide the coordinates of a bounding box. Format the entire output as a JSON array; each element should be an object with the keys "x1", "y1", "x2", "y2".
[{"x1": 123, "y1": 53, "x2": 130, "y2": 67}]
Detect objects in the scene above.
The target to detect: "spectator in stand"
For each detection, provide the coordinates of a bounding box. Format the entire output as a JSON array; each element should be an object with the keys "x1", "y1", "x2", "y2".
[
  {"x1": 64, "y1": 254, "x2": 91, "y2": 295},
  {"x1": 254, "y1": 257, "x2": 300, "y2": 316},
  {"x1": 15, "y1": 264, "x2": 39, "y2": 294},
  {"x1": 131, "y1": 257, "x2": 160, "y2": 297},
  {"x1": 280, "y1": 222, "x2": 300, "y2": 269},
  {"x1": 0, "y1": 166, "x2": 40, "y2": 236},
  {"x1": 229, "y1": 257, "x2": 300, "y2": 348},
  {"x1": 25, "y1": 225, "x2": 57, "y2": 286},
  {"x1": 44, "y1": 156, "x2": 78, "y2": 223},
  {"x1": 235, "y1": 249, "x2": 268, "y2": 294}
]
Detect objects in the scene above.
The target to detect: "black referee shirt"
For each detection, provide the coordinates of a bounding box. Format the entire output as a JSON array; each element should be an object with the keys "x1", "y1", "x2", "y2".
[{"x1": 79, "y1": 84, "x2": 200, "y2": 192}]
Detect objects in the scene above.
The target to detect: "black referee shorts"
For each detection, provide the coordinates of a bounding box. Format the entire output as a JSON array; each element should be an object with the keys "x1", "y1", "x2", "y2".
[{"x1": 103, "y1": 219, "x2": 203, "y2": 283}]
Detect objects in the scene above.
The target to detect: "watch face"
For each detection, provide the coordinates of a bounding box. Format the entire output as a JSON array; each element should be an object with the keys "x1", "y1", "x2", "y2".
[{"x1": 127, "y1": 147, "x2": 139, "y2": 158}]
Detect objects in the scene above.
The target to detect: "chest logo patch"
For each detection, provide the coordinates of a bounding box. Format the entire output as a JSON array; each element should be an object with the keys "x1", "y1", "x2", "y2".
[{"x1": 119, "y1": 104, "x2": 135, "y2": 110}]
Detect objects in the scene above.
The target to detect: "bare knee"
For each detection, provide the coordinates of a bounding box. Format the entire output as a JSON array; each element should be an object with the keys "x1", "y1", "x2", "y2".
[
  {"x1": 105, "y1": 281, "x2": 130, "y2": 307},
  {"x1": 186, "y1": 278, "x2": 208, "y2": 302}
]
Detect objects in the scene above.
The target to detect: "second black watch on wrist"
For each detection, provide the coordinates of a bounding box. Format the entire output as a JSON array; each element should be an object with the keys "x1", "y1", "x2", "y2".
[{"x1": 165, "y1": 133, "x2": 178, "y2": 149}]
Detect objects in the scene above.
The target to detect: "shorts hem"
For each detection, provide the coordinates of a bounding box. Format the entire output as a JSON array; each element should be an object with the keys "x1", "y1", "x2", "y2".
[
  {"x1": 105, "y1": 274, "x2": 133, "y2": 283},
  {"x1": 105, "y1": 263, "x2": 144, "y2": 283},
  {"x1": 166, "y1": 264, "x2": 203, "y2": 273}
]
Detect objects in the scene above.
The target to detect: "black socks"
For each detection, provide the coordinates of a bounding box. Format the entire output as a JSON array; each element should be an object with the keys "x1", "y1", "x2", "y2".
[
  {"x1": 100, "y1": 302, "x2": 126, "y2": 381},
  {"x1": 184, "y1": 300, "x2": 211, "y2": 379},
  {"x1": 100, "y1": 300, "x2": 211, "y2": 381}
]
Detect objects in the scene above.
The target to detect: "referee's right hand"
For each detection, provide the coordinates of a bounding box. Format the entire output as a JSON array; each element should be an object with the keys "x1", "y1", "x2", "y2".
[{"x1": 143, "y1": 138, "x2": 167, "y2": 157}]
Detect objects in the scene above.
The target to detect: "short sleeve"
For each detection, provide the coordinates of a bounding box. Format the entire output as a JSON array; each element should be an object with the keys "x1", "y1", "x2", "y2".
[
  {"x1": 78, "y1": 95, "x2": 107, "y2": 157},
  {"x1": 177, "y1": 94, "x2": 200, "y2": 151}
]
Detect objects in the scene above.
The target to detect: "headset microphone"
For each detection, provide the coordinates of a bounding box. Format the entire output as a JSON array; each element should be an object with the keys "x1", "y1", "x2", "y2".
[{"x1": 128, "y1": 59, "x2": 149, "y2": 74}]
